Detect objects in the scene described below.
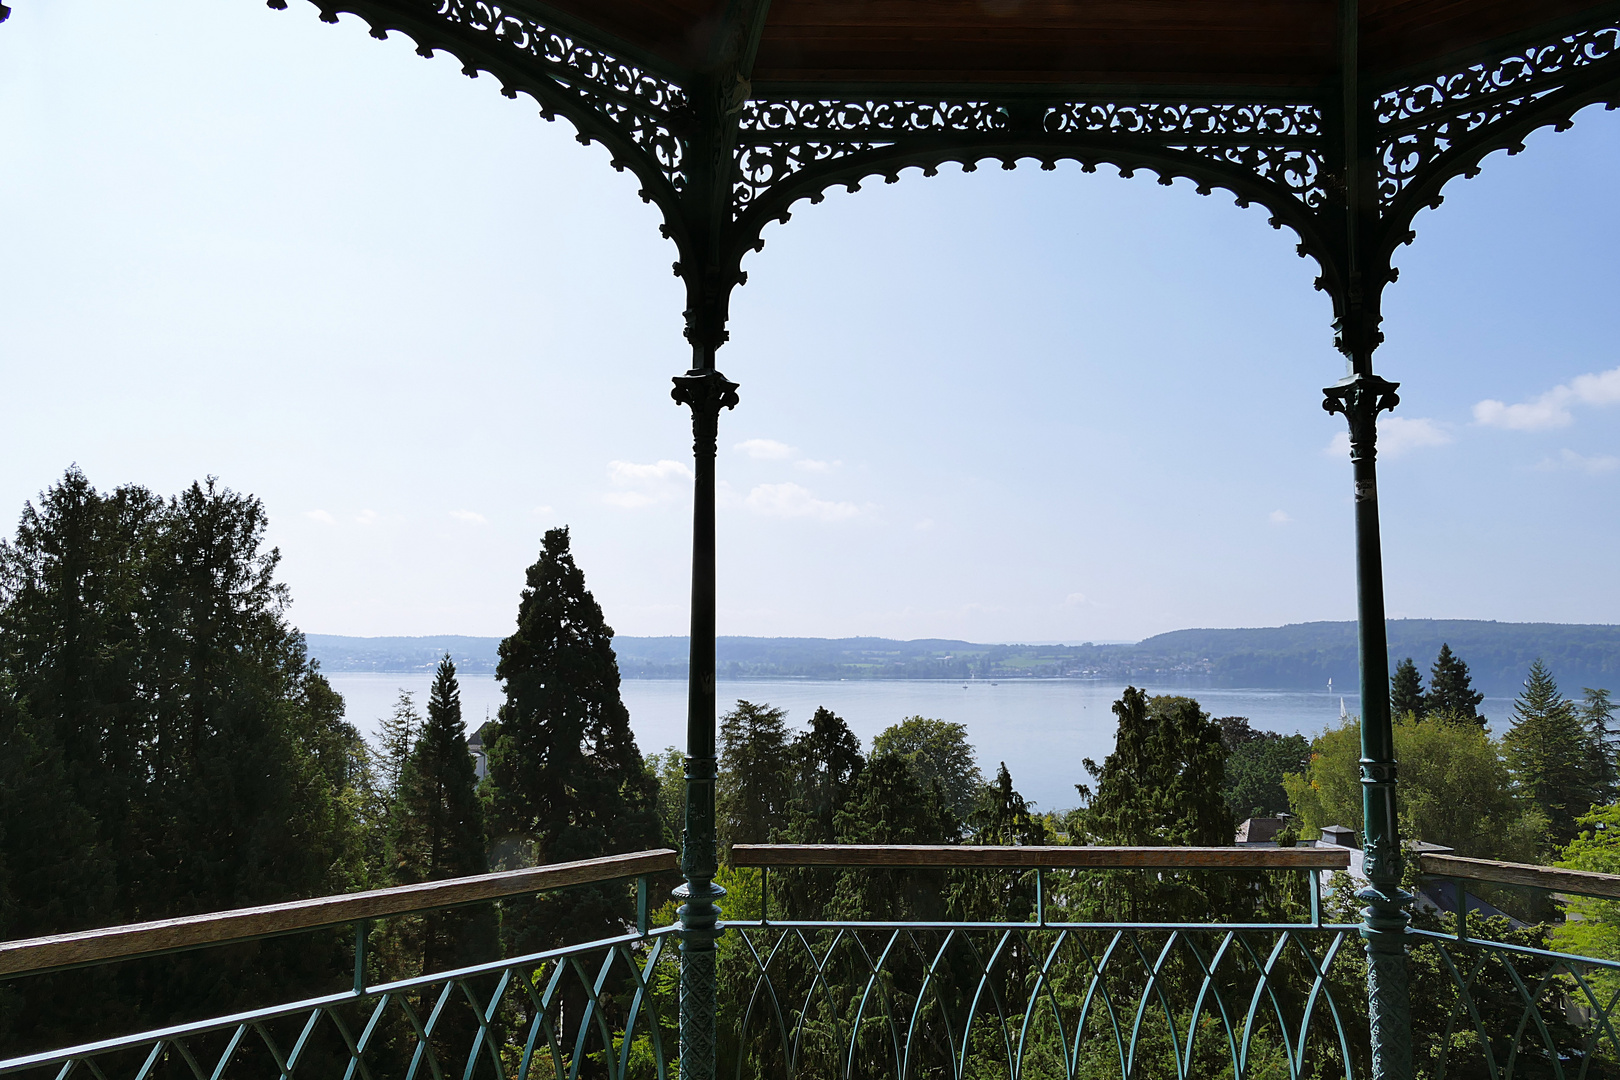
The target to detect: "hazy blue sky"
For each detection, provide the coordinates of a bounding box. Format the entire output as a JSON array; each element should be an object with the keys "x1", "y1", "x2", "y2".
[{"x1": 2, "y1": 1, "x2": 1617, "y2": 644}]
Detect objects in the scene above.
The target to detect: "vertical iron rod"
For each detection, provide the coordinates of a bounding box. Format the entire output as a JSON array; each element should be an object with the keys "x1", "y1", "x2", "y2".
[{"x1": 353, "y1": 920, "x2": 370, "y2": 996}]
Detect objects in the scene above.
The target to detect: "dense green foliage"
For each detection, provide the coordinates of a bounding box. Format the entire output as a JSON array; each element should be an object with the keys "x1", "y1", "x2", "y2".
[
  {"x1": 0, "y1": 470, "x2": 371, "y2": 1049},
  {"x1": 1218, "y1": 716, "x2": 1309, "y2": 818},
  {"x1": 869, "y1": 715, "x2": 983, "y2": 820},
  {"x1": 1284, "y1": 714, "x2": 1543, "y2": 860}
]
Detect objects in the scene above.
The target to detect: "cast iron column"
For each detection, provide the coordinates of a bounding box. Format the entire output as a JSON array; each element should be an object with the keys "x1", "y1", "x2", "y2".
[
  {"x1": 670, "y1": 367, "x2": 737, "y2": 1080},
  {"x1": 1324, "y1": 371, "x2": 1411, "y2": 1079}
]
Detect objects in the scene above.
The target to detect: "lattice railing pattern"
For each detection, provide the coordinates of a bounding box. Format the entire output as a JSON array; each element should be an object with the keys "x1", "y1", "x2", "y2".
[
  {"x1": 0, "y1": 929, "x2": 679, "y2": 1080},
  {"x1": 720, "y1": 921, "x2": 1360, "y2": 1080}
]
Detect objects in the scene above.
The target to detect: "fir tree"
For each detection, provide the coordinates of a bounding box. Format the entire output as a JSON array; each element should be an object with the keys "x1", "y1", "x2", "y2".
[
  {"x1": 717, "y1": 700, "x2": 792, "y2": 860},
  {"x1": 484, "y1": 527, "x2": 661, "y2": 957},
  {"x1": 1581, "y1": 688, "x2": 1619, "y2": 806},
  {"x1": 1391, "y1": 657, "x2": 1427, "y2": 720},
  {"x1": 392, "y1": 657, "x2": 496, "y2": 967},
  {"x1": 829, "y1": 753, "x2": 957, "y2": 921},
  {"x1": 1427, "y1": 643, "x2": 1485, "y2": 724},
  {"x1": 1505, "y1": 660, "x2": 1599, "y2": 848}
]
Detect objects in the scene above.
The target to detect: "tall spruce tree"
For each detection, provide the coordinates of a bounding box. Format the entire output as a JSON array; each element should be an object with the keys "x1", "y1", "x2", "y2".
[
  {"x1": 484, "y1": 527, "x2": 660, "y2": 956},
  {"x1": 1391, "y1": 657, "x2": 1427, "y2": 720},
  {"x1": 1505, "y1": 660, "x2": 1600, "y2": 848},
  {"x1": 1581, "y1": 688, "x2": 1619, "y2": 806},
  {"x1": 1427, "y1": 643, "x2": 1485, "y2": 724},
  {"x1": 392, "y1": 657, "x2": 497, "y2": 969},
  {"x1": 717, "y1": 700, "x2": 792, "y2": 860}
]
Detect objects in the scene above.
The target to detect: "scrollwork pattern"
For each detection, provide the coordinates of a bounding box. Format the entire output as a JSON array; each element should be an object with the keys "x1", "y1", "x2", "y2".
[
  {"x1": 733, "y1": 100, "x2": 1005, "y2": 212},
  {"x1": 433, "y1": 0, "x2": 688, "y2": 189},
  {"x1": 732, "y1": 98, "x2": 1328, "y2": 215},
  {"x1": 1375, "y1": 23, "x2": 1620, "y2": 205}
]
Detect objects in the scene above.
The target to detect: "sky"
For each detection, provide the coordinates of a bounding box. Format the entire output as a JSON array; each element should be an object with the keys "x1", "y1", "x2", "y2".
[{"x1": 1, "y1": 1, "x2": 1617, "y2": 645}]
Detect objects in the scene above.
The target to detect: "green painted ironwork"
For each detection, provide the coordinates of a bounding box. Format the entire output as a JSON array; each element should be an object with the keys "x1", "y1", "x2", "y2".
[
  {"x1": 721, "y1": 917, "x2": 1361, "y2": 1079},
  {"x1": 0, "y1": 924, "x2": 679, "y2": 1080},
  {"x1": 672, "y1": 367, "x2": 740, "y2": 1080}
]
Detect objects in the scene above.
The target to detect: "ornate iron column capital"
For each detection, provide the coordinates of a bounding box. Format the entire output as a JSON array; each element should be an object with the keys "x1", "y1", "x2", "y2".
[
  {"x1": 1323, "y1": 373, "x2": 1399, "y2": 465},
  {"x1": 672, "y1": 369, "x2": 740, "y2": 456}
]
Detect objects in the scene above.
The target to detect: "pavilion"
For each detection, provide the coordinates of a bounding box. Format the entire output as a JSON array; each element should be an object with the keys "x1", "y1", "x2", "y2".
[{"x1": 2, "y1": 3, "x2": 1619, "y2": 1079}]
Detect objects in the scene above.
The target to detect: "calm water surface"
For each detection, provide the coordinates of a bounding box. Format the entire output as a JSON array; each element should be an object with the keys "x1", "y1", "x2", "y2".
[{"x1": 324, "y1": 673, "x2": 1514, "y2": 814}]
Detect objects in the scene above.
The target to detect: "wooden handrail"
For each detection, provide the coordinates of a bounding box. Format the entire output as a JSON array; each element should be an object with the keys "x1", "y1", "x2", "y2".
[
  {"x1": 731, "y1": 844, "x2": 1352, "y2": 871},
  {"x1": 0, "y1": 848, "x2": 678, "y2": 979},
  {"x1": 1418, "y1": 852, "x2": 1620, "y2": 900}
]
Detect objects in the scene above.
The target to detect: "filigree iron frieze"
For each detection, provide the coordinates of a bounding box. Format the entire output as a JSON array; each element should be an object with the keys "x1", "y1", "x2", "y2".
[
  {"x1": 432, "y1": 0, "x2": 689, "y2": 189},
  {"x1": 734, "y1": 100, "x2": 1006, "y2": 213},
  {"x1": 733, "y1": 98, "x2": 1327, "y2": 216},
  {"x1": 1375, "y1": 22, "x2": 1620, "y2": 206}
]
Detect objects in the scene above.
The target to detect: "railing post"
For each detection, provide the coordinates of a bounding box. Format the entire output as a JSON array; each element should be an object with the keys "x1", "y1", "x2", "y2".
[
  {"x1": 1324, "y1": 371, "x2": 1411, "y2": 1080},
  {"x1": 671, "y1": 366, "x2": 738, "y2": 1080}
]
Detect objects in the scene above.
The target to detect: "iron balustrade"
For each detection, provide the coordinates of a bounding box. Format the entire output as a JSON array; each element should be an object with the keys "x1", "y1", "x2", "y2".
[
  {"x1": 7, "y1": 845, "x2": 1620, "y2": 1080},
  {"x1": 1409, "y1": 852, "x2": 1620, "y2": 1079},
  {"x1": 0, "y1": 850, "x2": 680, "y2": 1080},
  {"x1": 726, "y1": 844, "x2": 1361, "y2": 1080}
]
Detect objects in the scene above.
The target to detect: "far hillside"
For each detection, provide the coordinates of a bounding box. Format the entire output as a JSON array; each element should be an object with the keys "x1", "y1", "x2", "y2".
[{"x1": 306, "y1": 619, "x2": 1620, "y2": 697}]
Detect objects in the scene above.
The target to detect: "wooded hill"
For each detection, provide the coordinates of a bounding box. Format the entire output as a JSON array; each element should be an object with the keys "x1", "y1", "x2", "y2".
[{"x1": 307, "y1": 620, "x2": 1620, "y2": 696}]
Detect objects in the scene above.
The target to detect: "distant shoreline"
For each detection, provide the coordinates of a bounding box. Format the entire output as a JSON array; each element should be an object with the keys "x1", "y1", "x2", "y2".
[{"x1": 306, "y1": 620, "x2": 1620, "y2": 697}]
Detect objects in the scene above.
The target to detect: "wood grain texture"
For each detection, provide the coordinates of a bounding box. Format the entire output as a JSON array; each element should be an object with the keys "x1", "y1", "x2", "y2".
[
  {"x1": 732, "y1": 844, "x2": 1352, "y2": 870},
  {"x1": 1419, "y1": 852, "x2": 1620, "y2": 900},
  {"x1": 0, "y1": 849, "x2": 678, "y2": 979}
]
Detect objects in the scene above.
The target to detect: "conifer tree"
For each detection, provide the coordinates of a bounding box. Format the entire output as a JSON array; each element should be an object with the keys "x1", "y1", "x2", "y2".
[
  {"x1": 1505, "y1": 660, "x2": 1599, "y2": 847},
  {"x1": 392, "y1": 657, "x2": 497, "y2": 969},
  {"x1": 777, "y1": 707, "x2": 864, "y2": 918},
  {"x1": 784, "y1": 707, "x2": 865, "y2": 846},
  {"x1": 1581, "y1": 688, "x2": 1619, "y2": 806},
  {"x1": 484, "y1": 527, "x2": 661, "y2": 956},
  {"x1": 1391, "y1": 657, "x2": 1427, "y2": 720},
  {"x1": 717, "y1": 700, "x2": 792, "y2": 859},
  {"x1": 373, "y1": 691, "x2": 422, "y2": 797},
  {"x1": 1427, "y1": 643, "x2": 1485, "y2": 724},
  {"x1": 1077, "y1": 689, "x2": 1231, "y2": 920}
]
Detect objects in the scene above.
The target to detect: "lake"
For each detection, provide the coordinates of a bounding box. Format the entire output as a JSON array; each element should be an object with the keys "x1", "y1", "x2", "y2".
[{"x1": 325, "y1": 673, "x2": 1518, "y2": 813}]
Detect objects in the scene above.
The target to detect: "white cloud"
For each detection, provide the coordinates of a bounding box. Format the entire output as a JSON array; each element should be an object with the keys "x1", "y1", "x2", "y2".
[
  {"x1": 1536, "y1": 448, "x2": 1620, "y2": 475},
  {"x1": 1063, "y1": 592, "x2": 1089, "y2": 607},
  {"x1": 531, "y1": 504, "x2": 555, "y2": 516},
  {"x1": 744, "y1": 482, "x2": 859, "y2": 521},
  {"x1": 450, "y1": 509, "x2": 487, "y2": 524},
  {"x1": 735, "y1": 438, "x2": 795, "y2": 460},
  {"x1": 1474, "y1": 365, "x2": 1620, "y2": 431},
  {"x1": 1269, "y1": 509, "x2": 1292, "y2": 525},
  {"x1": 604, "y1": 459, "x2": 692, "y2": 509},
  {"x1": 1324, "y1": 416, "x2": 1452, "y2": 459},
  {"x1": 794, "y1": 458, "x2": 838, "y2": 473},
  {"x1": 303, "y1": 509, "x2": 335, "y2": 525},
  {"x1": 609, "y1": 459, "x2": 692, "y2": 484},
  {"x1": 914, "y1": 518, "x2": 935, "y2": 531},
  {"x1": 354, "y1": 509, "x2": 378, "y2": 526}
]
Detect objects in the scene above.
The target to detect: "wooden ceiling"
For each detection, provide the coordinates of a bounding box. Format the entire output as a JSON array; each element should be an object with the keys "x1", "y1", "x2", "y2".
[{"x1": 542, "y1": 0, "x2": 1614, "y2": 90}]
